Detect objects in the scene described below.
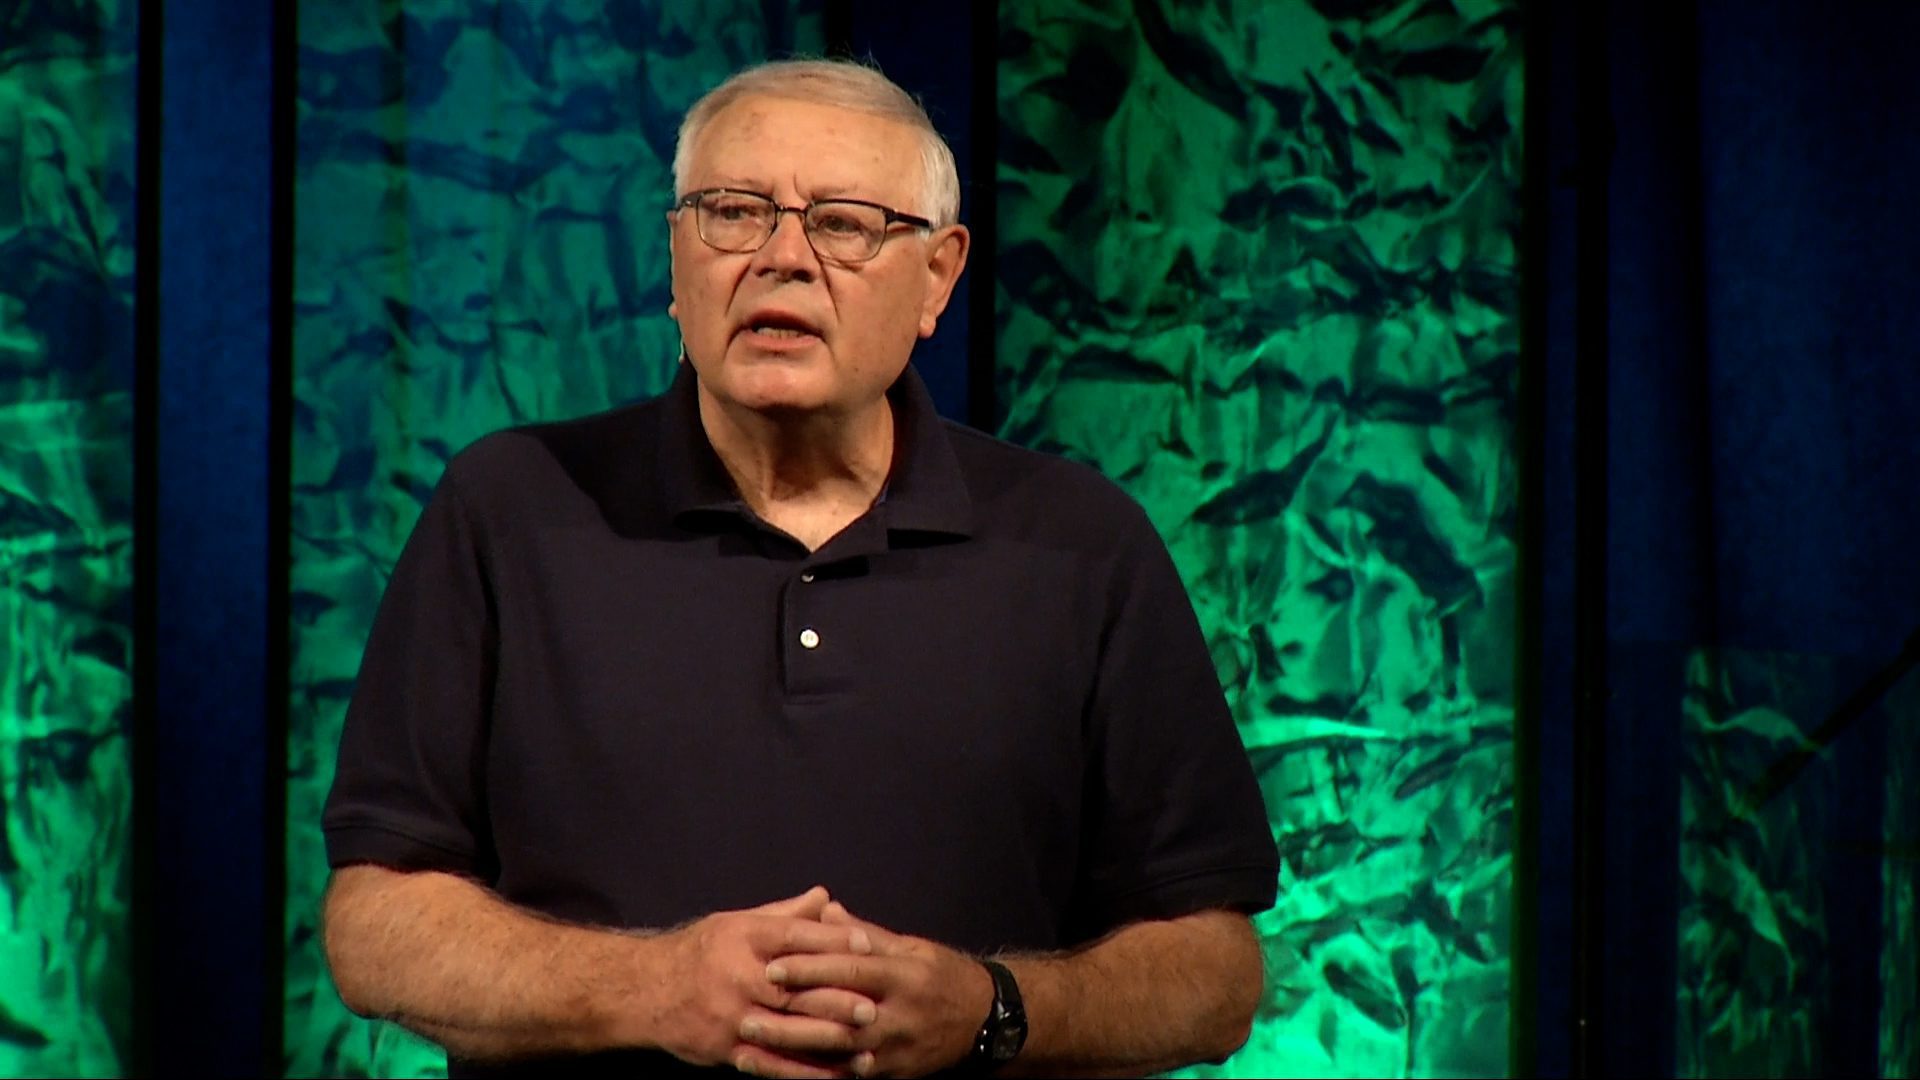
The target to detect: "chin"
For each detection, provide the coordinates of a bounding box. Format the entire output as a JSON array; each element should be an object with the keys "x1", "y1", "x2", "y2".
[
  {"x1": 745, "y1": 399, "x2": 831, "y2": 422},
  {"x1": 713, "y1": 369, "x2": 837, "y2": 416}
]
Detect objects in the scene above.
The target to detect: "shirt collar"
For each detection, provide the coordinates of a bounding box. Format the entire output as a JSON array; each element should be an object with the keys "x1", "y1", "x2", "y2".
[{"x1": 656, "y1": 361, "x2": 974, "y2": 540}]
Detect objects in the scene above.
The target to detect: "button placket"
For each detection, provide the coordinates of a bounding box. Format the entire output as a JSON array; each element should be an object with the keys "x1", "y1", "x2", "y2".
[
  {"x1": 781, "y1": 562, "x2": 833, "y2": 695},
  {"x1": 794, "y1": 568, "x2": 822, "y2": 649}
]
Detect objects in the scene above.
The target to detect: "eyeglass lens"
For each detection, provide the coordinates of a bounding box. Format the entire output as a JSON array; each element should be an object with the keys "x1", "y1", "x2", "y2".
[{"x1": 695, "y1": 192, "x2": 889, "y2": 262}]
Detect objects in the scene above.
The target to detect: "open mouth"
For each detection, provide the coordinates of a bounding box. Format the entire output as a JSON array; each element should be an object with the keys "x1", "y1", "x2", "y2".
[{"x1": 742, "y1": 311, "x2": 822, "y2": 340}]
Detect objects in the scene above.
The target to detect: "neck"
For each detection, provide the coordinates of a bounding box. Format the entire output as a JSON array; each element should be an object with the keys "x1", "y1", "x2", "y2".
[{"x1": 696, "y1": 387, "x2": 894, "y2": 522}]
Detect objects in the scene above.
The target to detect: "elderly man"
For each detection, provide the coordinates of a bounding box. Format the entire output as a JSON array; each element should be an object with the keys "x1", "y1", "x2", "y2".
[{"x1": 322, "y1": 59, "x2": 1278, "y2": 1078}]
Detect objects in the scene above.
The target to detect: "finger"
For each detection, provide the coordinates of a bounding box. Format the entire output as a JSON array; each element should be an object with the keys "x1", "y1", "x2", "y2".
[
  {"x1": 820, "y1": 902, "x2": 903, "y2": 957},
  {"x1": 754, "y1": 919, "x2": 873, "y2": 958},
  {"x1": 728, "y1": 1044, "x2": 852, "y2": 1080},
  {"x1": 766, "y1": 953, "x2": 897, "y2": 995},
  {"x1": 739, "y1": 1008, "x2": 862, "y2": 1056},
  {"x1": 782, "y1": 987, "x2": 879, "y2": 1028},
  {"x1": 751, "y1": 885, "x2": 832, "y2": 920},
  {"x1": 741, "y1": 943, "x2": 870, "y2": 1013}
]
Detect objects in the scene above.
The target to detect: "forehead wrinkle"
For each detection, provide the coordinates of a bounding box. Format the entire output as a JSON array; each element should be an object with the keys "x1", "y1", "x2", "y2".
[
  {"x1": 797, "y1": 175, "x2": 865, "y2": 204},
  {"x1": 696, "y1": 98, "x2": 919, "y2": 209}
]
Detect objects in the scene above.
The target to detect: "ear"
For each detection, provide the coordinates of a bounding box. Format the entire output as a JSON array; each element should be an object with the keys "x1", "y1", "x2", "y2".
[
  {"x1": 665, "y1": 210, "x2": 681, "y2": 320},
  {"x1": 917, "y1": 224, "x2": 971, "y2": 339}
]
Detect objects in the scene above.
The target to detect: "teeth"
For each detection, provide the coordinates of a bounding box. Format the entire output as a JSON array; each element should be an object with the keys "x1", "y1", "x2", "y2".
[{"x1": 753, "y1": 325, "x2": 811, "y2": 337}]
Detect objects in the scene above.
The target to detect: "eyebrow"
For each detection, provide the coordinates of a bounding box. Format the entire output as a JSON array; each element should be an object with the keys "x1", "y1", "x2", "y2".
[
  {"x1": 698, "y1": 178, "x2": 871, "y2": 203},
  {"x1": 690, "y1": 177, "x2": 769, "y2": 197}
]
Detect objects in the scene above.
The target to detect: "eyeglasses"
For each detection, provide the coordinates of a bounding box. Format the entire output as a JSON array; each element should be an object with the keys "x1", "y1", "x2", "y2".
[{"x1": 673, "y1": 188, "x2": 933, "y2": 264}]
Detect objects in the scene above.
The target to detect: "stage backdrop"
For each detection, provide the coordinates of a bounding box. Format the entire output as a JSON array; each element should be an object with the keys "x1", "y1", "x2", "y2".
[
  {"x1": 284, "y1": 2, "x2": 824, "y2": 1074},
  {"x1": 995, "y1": 1, "x2": 1523, "y2": 1075},
  {"x1": 1578, "y1": 2, "x2": 1920, "y2": 1076},
  {"x1": 282, "y1": 1, "x2": 1523, "y2": 1076},
  {"x1": 0, "y1": 2, "x2": 138, "y2": 1075}
]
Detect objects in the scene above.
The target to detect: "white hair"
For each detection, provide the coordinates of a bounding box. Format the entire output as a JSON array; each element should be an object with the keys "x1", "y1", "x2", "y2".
[{"x1": 672, "y1": 58, "x2": 961, "y2": 228}]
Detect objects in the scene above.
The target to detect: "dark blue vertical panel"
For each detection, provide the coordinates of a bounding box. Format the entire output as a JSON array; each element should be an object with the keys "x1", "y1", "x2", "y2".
[
  {"x1": 1607, "y1": 3, "x2": 1713, "y2": 650},
  {"x1": 1594, "y1": 2, "x2": 1708, "y2": 1075},
  {"x1": 1599, "y1": 643, "x2": 1681, "y2": 1078},
  {"x1": 1593, "y1": 1, "x2": 1920, "y2": 1075},
  {"x1": 1691, "y1": 0, "x2": 1920, "y2": 659},
  {"x1": 847, "y1": 1, "x2": 975, "y2": 421},
  {"x1": 154, "y1": 1, "x2": 273, "y2": 1072},
  {"x1": 1534, "y1": 0, "x2": 1578, "y2": 1071}
]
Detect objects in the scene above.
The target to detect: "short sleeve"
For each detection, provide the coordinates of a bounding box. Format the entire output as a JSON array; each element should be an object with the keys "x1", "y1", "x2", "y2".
[
  {"x1": 1067, "y1": 510, "x2": 1278, "y2": 941},
  {"x1": 322, "y1": 464, "x2": 498, "y2": 878}
]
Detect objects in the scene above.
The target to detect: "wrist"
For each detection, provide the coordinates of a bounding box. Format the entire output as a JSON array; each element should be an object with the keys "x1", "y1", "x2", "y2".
[
  {"x1": 965, "y1": 958, "x2": 1028, "y2": 1071},
  {"x1": 597, "y1": 929, "x2": 675, "y2": 1052}
]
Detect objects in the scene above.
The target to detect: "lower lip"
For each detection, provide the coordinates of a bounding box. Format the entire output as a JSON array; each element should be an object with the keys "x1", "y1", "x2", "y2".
[{"x1": 740, "y1": 328, "x2": 822, "y2": 351}]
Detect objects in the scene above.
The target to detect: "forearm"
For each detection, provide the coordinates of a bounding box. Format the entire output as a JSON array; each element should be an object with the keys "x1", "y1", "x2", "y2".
[
  {"x1": 322, "y1": 863, "x2": 662, "y2": 1062},
  {"x1": 1001, "y1": 909, "x2": 1262, "y2": 1078}
]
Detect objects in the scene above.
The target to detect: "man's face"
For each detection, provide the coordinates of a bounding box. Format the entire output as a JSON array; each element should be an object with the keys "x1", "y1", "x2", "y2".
[{"x1": 668, "y1": 95, "x2": 969, "y2": 420}]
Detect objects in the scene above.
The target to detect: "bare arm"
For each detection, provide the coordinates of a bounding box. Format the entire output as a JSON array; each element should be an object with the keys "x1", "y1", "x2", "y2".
[
  {"x1": 741, "y1": 904, "x2": 1262, "y2": 1078},
  {"x1": 1002, "y1": 908, "x2": 1260, "y2": 1077},
  {"x1": 323, "y1": 865, "x2": 878, "y2": 1074},
  {"x1": 322, "y1": 864, "x2": 638, "y2": 1060}
]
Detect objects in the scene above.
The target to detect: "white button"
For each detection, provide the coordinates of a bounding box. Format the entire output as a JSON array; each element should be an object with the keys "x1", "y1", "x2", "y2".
[
  {"x1": 799, "y1": 628, "x2": 821, "y2": 649},
  {"x1": 800, "y1": 571, "x2": 816, "y2": 583}
]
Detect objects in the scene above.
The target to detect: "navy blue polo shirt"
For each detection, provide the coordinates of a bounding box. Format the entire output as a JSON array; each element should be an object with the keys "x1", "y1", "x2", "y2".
[{"x1": 324, "y1": 362, "x2": 1278, "y2": 1066}]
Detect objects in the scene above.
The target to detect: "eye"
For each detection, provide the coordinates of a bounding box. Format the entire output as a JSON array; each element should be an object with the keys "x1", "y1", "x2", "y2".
[
  {"x1": 811, "y1": 205, "x2": 877, "y2": 237},
  {"x1": 704, "y1": 193, "x2": 770, "y2": 223}
]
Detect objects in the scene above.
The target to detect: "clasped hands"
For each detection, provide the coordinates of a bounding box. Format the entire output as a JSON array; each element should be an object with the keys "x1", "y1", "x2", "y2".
[{"x1": 657, "y1": 885, "x2": 995, "y2": 1079}]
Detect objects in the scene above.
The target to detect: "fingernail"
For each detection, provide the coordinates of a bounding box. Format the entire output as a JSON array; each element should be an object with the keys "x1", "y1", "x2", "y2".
[
  {"x1": 739, "y1": 1018, "x2": 762, "y2": 1040},
  {"x1": 765, "y1": 962, "x2": 787, "y2": 984},
  {"x1": 733, "y1": 1052, "x2": 756, "y2": 1076},
  {"x1": 852, "y1": 1051, "x2": 876, "y2": 1077},
  {"x1": 850, "y1": 929, "x2": 872, "y2": 954},
  {"x1": 853, "y1": 1001, "x2": 876, "y2": 1025}
]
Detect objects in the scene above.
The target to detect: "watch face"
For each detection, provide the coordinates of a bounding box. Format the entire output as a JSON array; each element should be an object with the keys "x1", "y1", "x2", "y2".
[{"x1": 990, "y1": 1025, "x2": 1024, "y2": 1062}]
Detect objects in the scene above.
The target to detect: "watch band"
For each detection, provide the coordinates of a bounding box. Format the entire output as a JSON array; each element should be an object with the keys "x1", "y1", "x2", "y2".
[{"x1": 968, "y1": 958, "x2": 1028, "y2": 1070}]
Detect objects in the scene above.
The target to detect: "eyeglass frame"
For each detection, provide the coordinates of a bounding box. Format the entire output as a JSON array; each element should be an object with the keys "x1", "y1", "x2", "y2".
[{"x1": 672, "y1": 187, "x2": 936, "y2": 264}]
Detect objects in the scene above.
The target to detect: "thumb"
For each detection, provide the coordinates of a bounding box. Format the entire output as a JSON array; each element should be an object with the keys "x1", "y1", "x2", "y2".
[{"x1": 752, "y1": 885, "x2": 831, "y2": 920}]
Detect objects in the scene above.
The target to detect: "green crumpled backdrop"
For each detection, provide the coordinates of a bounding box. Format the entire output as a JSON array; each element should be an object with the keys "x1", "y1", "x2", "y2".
[
  {"x1": 1677, "y1": 650, "x2": 1841, "y2": 1078},
  {"x1": 1676, "y1": 649, "x2": 1920, "y2": 1079},
  {"x1": 0, "y1": 2, "x2": 137, "y2": 1075},
  {"x1": 995, "y1": 2, "x2": 1522, "y2": 1075},
  {"x1": 1883, "y1": 677, "x2": 1919, "y2": 1080},
  {"x1": 286, "y1": 3, "x2": 822, "y2": 1075}
]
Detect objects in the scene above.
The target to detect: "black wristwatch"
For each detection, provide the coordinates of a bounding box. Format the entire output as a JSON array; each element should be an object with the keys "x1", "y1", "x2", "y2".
[{"x1": 967, "y1": 959, "x2": 1027, "y2": 1071}]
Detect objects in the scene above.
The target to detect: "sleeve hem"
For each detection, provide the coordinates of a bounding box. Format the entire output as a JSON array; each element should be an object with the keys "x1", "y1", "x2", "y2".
[
  {"x1": 1072, "y1": 861, "x2": 1279, "y2": 938},
  {"x1": 324, "y1": 818, "x2": 483, "y2": 876}
]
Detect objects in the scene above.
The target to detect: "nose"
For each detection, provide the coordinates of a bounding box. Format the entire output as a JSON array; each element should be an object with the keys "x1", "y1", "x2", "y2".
[{"x1": 753, "y1": 207, "x2": 818, "y2": 279}]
